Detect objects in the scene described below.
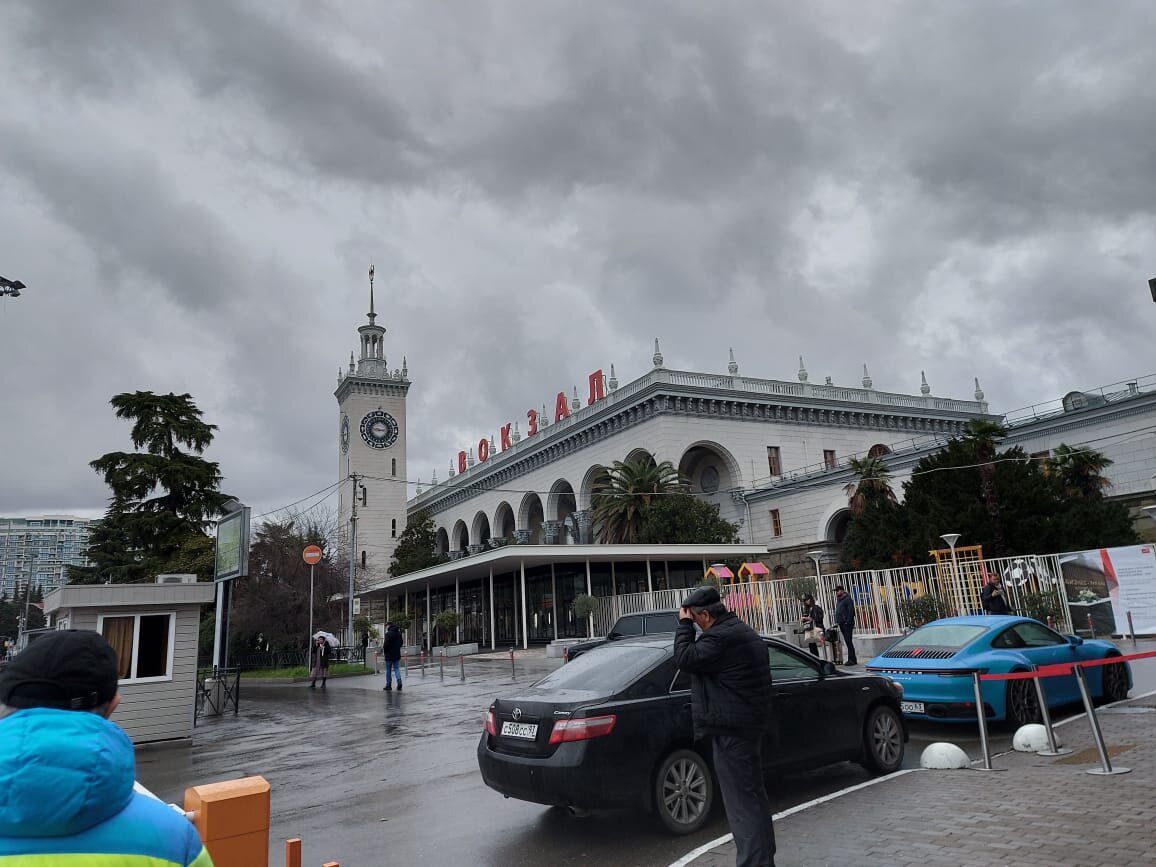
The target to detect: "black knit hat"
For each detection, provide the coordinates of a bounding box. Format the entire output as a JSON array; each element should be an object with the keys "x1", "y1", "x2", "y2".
[
  {"x1": 0, "y1": 630, "x2": 120, "y2": 711},
  {"x1": 682, "y1": 585, "x2": 721, "y2": 608}
]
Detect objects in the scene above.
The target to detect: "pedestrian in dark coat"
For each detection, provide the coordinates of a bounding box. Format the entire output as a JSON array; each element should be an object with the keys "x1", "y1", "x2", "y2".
[
  {"x1": 381, "y1": 623, "x2": 404, "y2": 691},
  {"x1": 801, "y1": 595, "x2": 825, "y2": 657},
  {"x1": 981, "y1": 575, "x2": 1010, "y2": 615},
  {"x1": 309, "y1": 637, "x2": 331, "y2": 688},
  {"x1": 673, "y1": 586, "x2": 775, "y2": 867},
  {"x1": 834, "y1": 586, "x2": 857, "y2": 665}
]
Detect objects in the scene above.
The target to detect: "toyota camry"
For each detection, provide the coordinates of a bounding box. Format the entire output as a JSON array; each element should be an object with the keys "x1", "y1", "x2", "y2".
[{"x1": 478, "y1": 634, "x2": 906, "y2": 834}]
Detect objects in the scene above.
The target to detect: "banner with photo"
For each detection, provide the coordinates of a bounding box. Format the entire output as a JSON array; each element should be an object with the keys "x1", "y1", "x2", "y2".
[{"x1": 1060, "y1": 545, "x2": 1156, "y2": 636}]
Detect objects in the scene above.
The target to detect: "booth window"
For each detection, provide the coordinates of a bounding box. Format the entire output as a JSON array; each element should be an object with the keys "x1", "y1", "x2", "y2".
[{"x1": 99, "y1": 612, "x2": 174, "y2": 682}]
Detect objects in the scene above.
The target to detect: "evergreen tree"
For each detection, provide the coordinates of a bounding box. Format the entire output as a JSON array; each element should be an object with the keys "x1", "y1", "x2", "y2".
[
  {"x1": 635, "y1": 493, "x2": 741, "y2": 544},
  {"x1": 388, "y1": 511, "x2": 446, "y2": 578},
  {"x1": 70, "y1": 392, "x2": 229, "y2": 584}
]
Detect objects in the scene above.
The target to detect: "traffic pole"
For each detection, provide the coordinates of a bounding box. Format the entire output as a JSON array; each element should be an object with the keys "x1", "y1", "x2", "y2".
[
  {"x1": 971, "y1": 672, "x2": 1005, "y2": 771},
  {"x1": 1073, "y1": 664, "x2": 1130, "y2": 776},
  {"x1": 1030, "y1": 665, "x2": 1071, "y2": 756}
]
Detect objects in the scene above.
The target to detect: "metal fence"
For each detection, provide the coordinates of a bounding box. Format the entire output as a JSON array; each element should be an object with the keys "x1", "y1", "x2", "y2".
[{"x1": 594, "y1": 553, "x2": 1073, "y2": 639}]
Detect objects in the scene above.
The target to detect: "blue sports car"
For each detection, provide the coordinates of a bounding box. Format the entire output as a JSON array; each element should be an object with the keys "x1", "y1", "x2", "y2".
[{"x1": 865, "y1": 615, "x2": 1131, "y2": 725}]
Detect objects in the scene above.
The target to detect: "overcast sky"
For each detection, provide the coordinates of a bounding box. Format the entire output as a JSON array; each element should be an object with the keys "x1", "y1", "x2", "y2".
[{"x1": 2, "y1": 1, "x2": 1154, "y2": 523}]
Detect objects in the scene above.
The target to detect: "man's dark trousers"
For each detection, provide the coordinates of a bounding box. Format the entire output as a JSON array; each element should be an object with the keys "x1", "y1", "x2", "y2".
[
  {"x1": 839, "y1": 622, "x2": 857, "y2": 664},
  {"x1": 711, "y1": 734, "x2": 776, "y2": 867}
]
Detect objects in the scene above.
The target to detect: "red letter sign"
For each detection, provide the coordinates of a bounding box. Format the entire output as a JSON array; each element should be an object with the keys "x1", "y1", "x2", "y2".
[
  {"x1": 554, "y1": 391, "x2": 570, "y2": 423},
  {"x1": 478, "y1": 437, "x2": 490, "y2": 462},
  {"x1": 527, "y1": 408, "x2": 538, "y2": 437},
  {"x1": 500, "y1": 423, "x2": 512, "y2": 451},
  {"x1": 458, "y1": 450, "x2": 467, "y2": 474},
  {"x1": 588, "y1": 370, "x2": 604, "y2": 404}
]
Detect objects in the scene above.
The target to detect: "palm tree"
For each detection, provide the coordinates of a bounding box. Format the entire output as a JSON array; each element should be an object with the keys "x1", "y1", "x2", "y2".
[
  {"x1": 591, "y1": 458, "x2": 685, "y2": 543},
  {"x1": 844, "y1": 455, "x2": 897, "y2": 515},
  {"x1": 1044, "y1": 444, "x2": 1114, "y2": 501},
  {"x1": 961, "y1": 419, "x2": 1009, "y2": 554}
]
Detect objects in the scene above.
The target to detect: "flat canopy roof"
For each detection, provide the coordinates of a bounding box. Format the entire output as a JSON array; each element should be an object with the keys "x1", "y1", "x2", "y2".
[{"x1": 360, "y1": 543, "x2": 767, "y2": 599}]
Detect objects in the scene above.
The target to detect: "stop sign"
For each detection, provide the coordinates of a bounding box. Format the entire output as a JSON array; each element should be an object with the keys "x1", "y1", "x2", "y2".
[{"x1": 302, "y1": 545, "x2": 323, "y2": 565}]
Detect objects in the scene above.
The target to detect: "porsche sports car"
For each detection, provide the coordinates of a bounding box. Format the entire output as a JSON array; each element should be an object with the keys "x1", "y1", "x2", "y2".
[
  {"x1": 479, "y1": 634, "x2": 906, "y2": 835},
  {"x1": 865, "y1": 615, "x2": 1131, "y2": 726}
]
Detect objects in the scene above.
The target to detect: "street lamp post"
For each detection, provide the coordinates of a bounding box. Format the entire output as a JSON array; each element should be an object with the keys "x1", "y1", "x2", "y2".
[{"x1": 940, "y1": 533, "x2": 962, "y2": 613}]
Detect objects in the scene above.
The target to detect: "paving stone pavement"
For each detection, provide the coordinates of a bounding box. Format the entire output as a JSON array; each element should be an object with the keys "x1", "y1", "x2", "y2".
[{"x1": 682, "y1": 693, "x2": 1156, "y2": 867}]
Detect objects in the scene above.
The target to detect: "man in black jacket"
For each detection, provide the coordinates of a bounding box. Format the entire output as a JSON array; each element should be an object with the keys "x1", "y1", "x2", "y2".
[
  {"x1": 834, "y1": 586, "x2": 857, "y2": 665},
  {"x1": 382, "y1": 622, "x2": 403, "y2": 691},
  {"x1": 674, "y1": 586, "x2": 775, "y2": 867}
]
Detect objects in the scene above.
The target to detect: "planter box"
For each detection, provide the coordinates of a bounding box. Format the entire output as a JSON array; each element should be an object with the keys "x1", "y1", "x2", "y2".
[
  {"x1": 431, "y1": 642, "x2": 479, "y2": 658},
  {"x1": 546, "y1": 638, "x2": 589, "y2": 659}
]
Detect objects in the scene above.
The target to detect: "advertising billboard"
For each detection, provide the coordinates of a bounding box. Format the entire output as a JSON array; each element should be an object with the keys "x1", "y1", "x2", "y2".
[{"x1": 214, "y1": 506, "x2": 251, "y2": 582}]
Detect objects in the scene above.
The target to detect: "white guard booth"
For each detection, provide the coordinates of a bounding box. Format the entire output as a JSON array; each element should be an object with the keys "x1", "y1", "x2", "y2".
[{"x1": 42, "y1": 575, "x2": 216, "y2": 745}]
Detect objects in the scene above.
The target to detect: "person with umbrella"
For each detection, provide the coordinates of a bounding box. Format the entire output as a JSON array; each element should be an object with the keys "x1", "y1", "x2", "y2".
[{"x1": 310, "y1": 632, "x2": 335, "y2": 688}]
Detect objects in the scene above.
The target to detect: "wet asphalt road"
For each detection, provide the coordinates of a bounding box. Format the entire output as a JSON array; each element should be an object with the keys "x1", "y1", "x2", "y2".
[{"x1": 134, "y1": 647, "x2": 1156, "y2": 867}]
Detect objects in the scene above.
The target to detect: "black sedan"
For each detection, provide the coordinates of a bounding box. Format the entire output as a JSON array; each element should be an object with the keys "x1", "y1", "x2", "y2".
[{"x1": 478, "y1": 634, "x2": 906, "y2": 834}]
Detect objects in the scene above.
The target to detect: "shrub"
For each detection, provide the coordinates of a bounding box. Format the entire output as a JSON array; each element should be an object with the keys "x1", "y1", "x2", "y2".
[{"x1": 897, "y1": 594, "x2": 950, "y2": 628}]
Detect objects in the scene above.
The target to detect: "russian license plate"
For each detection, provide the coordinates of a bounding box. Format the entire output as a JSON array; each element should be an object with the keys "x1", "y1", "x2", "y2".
[
  {"x1": 501, "y1": 721, "x2": 538, "y2": 740},
  {"x1": 900, "y1": 701, "x2": 925, "y2": 714}
]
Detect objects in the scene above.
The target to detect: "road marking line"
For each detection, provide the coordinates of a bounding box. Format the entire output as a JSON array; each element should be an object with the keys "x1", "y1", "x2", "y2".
[{"x1": 667, "y1": 769, "x2": 919, "y2": 867}]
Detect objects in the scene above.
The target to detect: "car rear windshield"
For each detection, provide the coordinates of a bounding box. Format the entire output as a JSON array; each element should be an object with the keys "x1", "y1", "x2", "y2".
[
  {"x1": 891, "y1": 624, "x2": 988, "y2": 650},
  {"x1": 643, "y1": 612, "x2": 679, "y2": 633},
  {"x1": 609, "y1": 616, "x2": 644, "y2": 637},
  {"x1": 533, "y1": 644, "x2": 667, "y2": 695}
]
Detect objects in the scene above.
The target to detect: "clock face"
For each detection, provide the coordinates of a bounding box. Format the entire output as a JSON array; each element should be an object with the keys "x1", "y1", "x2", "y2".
[
  {"x1": 340, "y1": 415, "x2": 350, "y2": 453},
  {"x1": 360, "y1": 410, "x2": 399, "y2": 449}
]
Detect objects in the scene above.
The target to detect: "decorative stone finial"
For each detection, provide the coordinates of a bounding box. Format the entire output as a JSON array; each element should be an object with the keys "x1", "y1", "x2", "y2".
[
  {"x1": 920, "y1": 371, "x2": 931, "y2": 395},
  {"x1": 571, "y1": 387, "x2": 580, "y2": 411},
  {"x1": 512, "y1": 421, "x2": 522, "y2": 442},
  {"x1": 974, "y1": 377, "x2": 984, "y2": 401},
  {"x1": 540, "y1": 403, "x2": 549, "y2": 427},
  {"x1": 402, "y1": 356, "x2": 408, "y2": 379},
  {"x1": 448, "y1": 459, "x2": 455, "y2": 478},
  {"x1": 467, "y1": 447, "x2": 476, "y2": 468},
  {"x1": 728, "y1": 348, "x2": 739, "y2": 376},
  {"x1": 416, "y1": 478, "x2": 423, "y2": 495},
  {"x1": 349, "y1": 352, "x2": 355, "y2": 373},
  {"x1": 798, "y1": 356, "x2": 808, "y2": 382},
  {"x1": 338, "y1": 368, "x2": 343, "y2": 383},
  {"x1": 489, "y1": 434, "x2": 497, "y2": 456},
  {"x1": 431, "y1": 469, "x2": 438, "y2": 485},
  {"x1": 608, "y1": 364, "x2": 618, "y2": 392},
  {"x1": 825, "y1": 376, "x2": 833, "y2": 386},
  {"x1": 862, "y1": 364, "x2": 873, "y2": 389},
  {"x1": 653, "y1": 338, "x2": 664, "y2": 368},
  {"x1": 368, "y1": 264, "x2": 376, "y2": 326}
]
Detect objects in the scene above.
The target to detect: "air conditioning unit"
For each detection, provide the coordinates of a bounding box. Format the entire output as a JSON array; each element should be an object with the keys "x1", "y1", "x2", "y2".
[{"x1": 156, "y1": 574, "x2": 197, "y2": 585}]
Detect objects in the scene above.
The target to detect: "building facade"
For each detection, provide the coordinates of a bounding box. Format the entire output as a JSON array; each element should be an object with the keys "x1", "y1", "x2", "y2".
[
  {"x1": 0, "y1": 515, "x2": 93, "y2": 597},
  {"x1": 335, "y1": 268, "x2": 410, "y2": 581}
]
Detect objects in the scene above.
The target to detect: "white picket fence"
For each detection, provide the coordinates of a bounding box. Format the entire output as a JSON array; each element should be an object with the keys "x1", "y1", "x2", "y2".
[{"x1": 594, "y1": 553, "x2": 1072, "y2": 639}]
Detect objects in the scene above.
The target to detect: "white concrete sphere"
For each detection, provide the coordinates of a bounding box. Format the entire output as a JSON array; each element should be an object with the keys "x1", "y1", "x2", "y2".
[
  {"x1": 919, "y1": 742, "x2": 971, "y2": 770},
  {"x1": 1012, "y1": 724, "x2": 1055, "y2": 753}
]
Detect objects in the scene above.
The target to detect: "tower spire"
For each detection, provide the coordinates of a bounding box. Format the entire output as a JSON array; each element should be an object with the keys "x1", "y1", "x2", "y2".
[{"x1": 368, "y1": 264, "x2": 377, "y2": 326}]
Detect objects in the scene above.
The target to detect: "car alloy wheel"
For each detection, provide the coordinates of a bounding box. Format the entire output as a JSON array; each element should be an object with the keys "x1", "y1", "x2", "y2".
[
  {"x1": 1006, "y1": 678, "x2": 1042, "y2": 727},
  {"x1": 1101, "y1": 661, "x2": 1128, "y2": 703},
  {"x1": 862, "y1": 705, "x2": 904, "y2": 773},
  {"x1": 653, "y1": 748, "x2": 714, "y2": 835}
]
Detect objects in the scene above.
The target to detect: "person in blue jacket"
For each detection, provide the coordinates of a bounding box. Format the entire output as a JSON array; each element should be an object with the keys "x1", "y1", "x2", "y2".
[{"x1": 0, "y1": 629, "x2": 213, "y2": 866}]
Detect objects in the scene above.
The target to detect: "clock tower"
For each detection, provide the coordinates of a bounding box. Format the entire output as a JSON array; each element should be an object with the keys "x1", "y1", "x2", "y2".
[{"x1": 335, "y1": 266, "x2": 410, "y2": 581}]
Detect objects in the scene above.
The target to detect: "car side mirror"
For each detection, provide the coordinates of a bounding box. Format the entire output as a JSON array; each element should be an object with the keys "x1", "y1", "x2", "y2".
[
  {"x1": 1067, "y1": 635, "x2": 1084, "y2": 647},
  {"x1": 821, "y1": 661, "x2": 837, "y2": 676}
]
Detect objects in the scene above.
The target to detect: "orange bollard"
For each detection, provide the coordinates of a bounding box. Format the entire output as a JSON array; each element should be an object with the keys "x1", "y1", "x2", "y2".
[
  {"x1": 184, "y1": 776, "x2": 271, "y2": 867},
  {"x1": 284, "y1": 838, "x2": 302, "y2": 867}
]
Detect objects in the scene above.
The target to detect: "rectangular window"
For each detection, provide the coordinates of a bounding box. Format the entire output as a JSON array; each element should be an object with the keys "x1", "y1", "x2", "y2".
[
  {"x1": 769, "y1": 509, "x2": 782, "y2": 537},
  {"x1": 391, "y1": 519, "x2": 397, "y2": 538},
  {"x1": 766, "y1": 446, "x2": 782, "y2": 477},
  {"x1": 98, "y1": 612, "x2": 175, "y2": 683},
  {"x1": 823, "y1": 449, "x2": 837, "y2": 470},
  {"x1": 391, "y1": 458, "x2": 397, "y2": 477}
]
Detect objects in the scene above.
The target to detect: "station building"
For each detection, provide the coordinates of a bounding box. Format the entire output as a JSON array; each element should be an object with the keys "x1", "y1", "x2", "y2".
[{"x1": 336, "y1": 283, "x2": 1156, "y2": 646}]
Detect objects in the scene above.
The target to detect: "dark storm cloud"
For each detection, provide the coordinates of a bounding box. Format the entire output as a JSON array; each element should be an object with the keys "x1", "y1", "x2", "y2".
[{"x1": 1, "y1": 0, "x2": 1154, "y2": 519}]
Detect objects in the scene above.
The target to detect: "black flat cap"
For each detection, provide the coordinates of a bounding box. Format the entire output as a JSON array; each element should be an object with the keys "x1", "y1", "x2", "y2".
[
  {"x1": 682, "y1": 586, "x2": 721, "y2": 608},
  {"x1": 0, "y1": 630, "x2": 120, "y2": 711}
]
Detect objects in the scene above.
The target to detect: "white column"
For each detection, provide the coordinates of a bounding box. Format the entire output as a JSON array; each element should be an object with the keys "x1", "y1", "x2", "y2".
[
  {"x1": 646, "y1": 559, "x2": 653, "y2": 595},
  {"x1": 426, "y1": 584, "x2": 431, "y2": 651},
  {"x1": 551, "y1": 563, "x2": 559, "y2": 642},
  {"x1": 520, "y1": 560, "x2": 529, "y2": 650},
  {"x1": 489, "y1": 567, "x2": 496, "y2": 651}
]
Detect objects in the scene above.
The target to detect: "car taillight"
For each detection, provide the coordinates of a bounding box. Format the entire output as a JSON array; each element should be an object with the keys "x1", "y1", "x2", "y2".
[
  {"x1": 484, "y1": 709, "x2": 497, "y2": 736},
  {"x1": 549, "y1": 714, "x2": 617, "y2": 744}
]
